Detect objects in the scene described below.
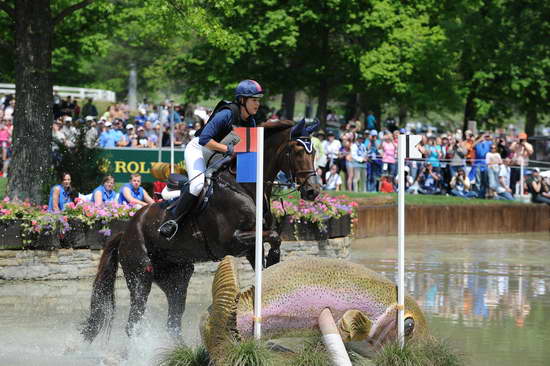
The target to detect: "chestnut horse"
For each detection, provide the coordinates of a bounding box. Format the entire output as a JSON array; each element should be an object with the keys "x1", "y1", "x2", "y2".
[{"x1": 82, "y1": 119, "x2": 321, "y2": 341}]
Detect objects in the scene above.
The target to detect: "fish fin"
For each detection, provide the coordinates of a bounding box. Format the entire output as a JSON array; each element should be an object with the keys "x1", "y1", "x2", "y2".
[
  {"x1": 337, "y1": 310, "x2": 372, "y2": 342},
  {"x1": 203, "y1": 256, "x2": 240, "y2": 355},
  {"x1": 237, "y1": 285, "x2": 255, "y2": 312}
]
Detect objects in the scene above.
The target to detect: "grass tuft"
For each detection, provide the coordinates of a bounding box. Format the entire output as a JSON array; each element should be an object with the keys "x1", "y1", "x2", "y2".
[
  {"x1": 157, "y1": 344, "x2": 210, "y2": 366},
  {"x1": 286, "y1": 340, "x2": 331, "y2": 366},
  {"x1": 221, "y1": 338, "x2": 277, "y2": 366},
  {"x1": 373, "y1": 337, "x2": 464, "y2": 366}
]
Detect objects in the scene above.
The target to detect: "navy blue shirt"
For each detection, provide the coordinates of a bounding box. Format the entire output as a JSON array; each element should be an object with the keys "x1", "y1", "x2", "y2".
[{"x1": 197, "y1": 109, "x2": 256, "y2": 146}]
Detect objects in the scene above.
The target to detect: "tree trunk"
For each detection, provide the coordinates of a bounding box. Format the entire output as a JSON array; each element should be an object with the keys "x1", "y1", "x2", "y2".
[
  {"x1": 8, "y1": 0, "x2": 53, "y2": 203},
  {"x1": 344, "y1": 93, "x2": 359, "y2": 122},
  {"x1": 398, "y1": 104, "x2": 407, "y2": 127},
  {"x1": 280, "y1": 89, "x2": 296, "y2": 120},
  {"x1": 127, "y1": 61, "x2": 138, "y2": 113},
  {"x1": 316, "y1": 78, "x2": 329, "y2": 130},
  {"x1": 525, "y1": 105, "x2": 538, "y2": 137},
  {"x1": 462, "y1": 90, "x2": 477, "y2": 132}
]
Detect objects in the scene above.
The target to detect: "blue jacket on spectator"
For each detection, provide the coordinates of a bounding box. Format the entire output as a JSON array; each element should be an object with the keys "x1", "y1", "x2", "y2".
[
  {"x1": 92, "y1": 185, "x2": 116, "y2": 203},
  {"x1": 118, "y1": 183, "x2": 145, "y2": 205},
  {"x1": 99, "y1": 129, "x2": 121, "y2": 148},
  {"x1": 474, "y1": 141, "x2": 492, "y2": 170},
  {"x1": 47, "y1": 184, "x2": 72, "y2": 212}
]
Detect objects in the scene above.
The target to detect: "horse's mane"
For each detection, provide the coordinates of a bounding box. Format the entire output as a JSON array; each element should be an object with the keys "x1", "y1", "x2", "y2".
[{"x1": 260, "y1": 119, "x2": 294, "y2": 138}]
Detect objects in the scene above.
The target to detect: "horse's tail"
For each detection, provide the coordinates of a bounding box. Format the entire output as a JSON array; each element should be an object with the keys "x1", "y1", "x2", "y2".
[{"x1": 81, "y1": 232, "x2": 122, "y2": 343}]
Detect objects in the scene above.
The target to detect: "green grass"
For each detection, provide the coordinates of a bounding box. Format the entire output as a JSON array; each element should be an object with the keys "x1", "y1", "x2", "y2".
[
  {"x1": 323, "y1": 190, "x2": 522, "y2": 206},
  {"x1": 157, "y1": 345, "x2": 210, "y2": 366}
]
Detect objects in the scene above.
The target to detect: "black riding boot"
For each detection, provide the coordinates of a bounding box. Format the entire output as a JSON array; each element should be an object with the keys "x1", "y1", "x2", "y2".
[{"x1": 158, "y1": 190, "x2": 198, "y2": 240}]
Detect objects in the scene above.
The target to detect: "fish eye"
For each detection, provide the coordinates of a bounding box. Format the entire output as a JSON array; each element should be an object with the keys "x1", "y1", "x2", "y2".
[{"x1": 404, "y1": 317, "x2": 415, "y2": 337}]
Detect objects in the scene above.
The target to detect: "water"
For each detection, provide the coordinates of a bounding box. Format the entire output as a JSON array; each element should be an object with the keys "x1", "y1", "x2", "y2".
[{"x1": 0, "y1": 233, "x2": 549, "y2": 365}]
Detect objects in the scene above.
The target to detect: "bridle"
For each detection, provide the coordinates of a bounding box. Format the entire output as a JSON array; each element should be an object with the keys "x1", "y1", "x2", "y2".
[{"x1": 269, "y1": 136, "x2": 317, "y2": 195}]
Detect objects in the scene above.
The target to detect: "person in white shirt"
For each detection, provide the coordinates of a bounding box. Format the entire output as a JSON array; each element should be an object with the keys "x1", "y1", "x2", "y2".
[
  {"x1": 496, "y1": 158, "x2": 514, "y2": 200},
  {"x1": 322, "y1": 132, "x2": 341, "y2": 171},
  {"x1": 324, "y1": 164, "x2": 342, "y2": 191}
]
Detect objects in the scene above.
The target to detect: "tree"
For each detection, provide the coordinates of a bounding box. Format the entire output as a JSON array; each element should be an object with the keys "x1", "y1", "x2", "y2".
[{"x1": 0, "y1": 0, "x2": 99, "y2": 203}]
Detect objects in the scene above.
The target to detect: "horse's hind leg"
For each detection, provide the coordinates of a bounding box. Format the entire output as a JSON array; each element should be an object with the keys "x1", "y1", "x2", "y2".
[
  {"x1": 155, "y1": 261, "x2": 194, "y2": 338},
  {"x1": 122, "y1": 257, "x2": 153, "y2": 337}
]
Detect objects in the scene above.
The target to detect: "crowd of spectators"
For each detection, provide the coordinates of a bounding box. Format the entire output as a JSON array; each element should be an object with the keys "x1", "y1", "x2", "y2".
[
  {"x1": 311, "y1": 113, "x2": 550, "y2": 204},
  {"x1": 1, "y1": 91, "x2": 548, "y2": 205}
]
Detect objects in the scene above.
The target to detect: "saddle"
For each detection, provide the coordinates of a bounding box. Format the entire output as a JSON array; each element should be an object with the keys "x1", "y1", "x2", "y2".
[{"x1": 160, "y1": 173, "x2": 214, "y2": 216}]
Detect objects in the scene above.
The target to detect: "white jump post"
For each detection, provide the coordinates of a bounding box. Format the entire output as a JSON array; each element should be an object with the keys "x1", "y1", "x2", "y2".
[
  {"x1": 254, "y1": 127, "x2": 264, "y2": 339},
  {"x1": 397, "y1": 134, "x2": 406, "y2": 347},
  {"x1": 396, "y1": 134, "x2": 421, "y2": 347}
]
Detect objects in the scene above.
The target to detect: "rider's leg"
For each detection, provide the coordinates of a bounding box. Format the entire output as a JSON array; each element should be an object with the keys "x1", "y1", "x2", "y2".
[{"x1": 159, "y1": 138, "x2": 203, "y2": 239}]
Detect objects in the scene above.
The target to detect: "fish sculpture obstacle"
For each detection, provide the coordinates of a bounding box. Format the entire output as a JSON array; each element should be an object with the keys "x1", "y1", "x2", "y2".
[{"x1": 200, "y1": 256, "x2": 428, "y2": 360}]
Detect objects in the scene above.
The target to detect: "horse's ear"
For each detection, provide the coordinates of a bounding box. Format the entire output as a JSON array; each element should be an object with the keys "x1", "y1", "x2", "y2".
[
  {"x1": 291, "y1": 119, "x2": 306, "y2": 139},
  {"x1": 305, "y1": 119, "x2": 320, "y2": 136}
]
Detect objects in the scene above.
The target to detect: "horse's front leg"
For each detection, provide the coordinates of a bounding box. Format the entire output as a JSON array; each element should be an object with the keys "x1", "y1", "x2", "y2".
[
  {"x1": 155, "y1": 261, "x2": 194, "y2": 339},
  {"x1": 233, "y1": 229, "x2": 281, "y2": 269}
]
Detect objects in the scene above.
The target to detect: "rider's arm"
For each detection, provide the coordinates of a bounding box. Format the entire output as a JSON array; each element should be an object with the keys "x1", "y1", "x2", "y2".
[{"x1": 198, "y1": 109, "x2": 232, "y2": 150}]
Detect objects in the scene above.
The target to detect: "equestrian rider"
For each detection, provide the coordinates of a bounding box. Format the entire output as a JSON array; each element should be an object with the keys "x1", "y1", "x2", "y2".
[{"x1": 158, "y1": 79, "x2": 263, "y2": 239}]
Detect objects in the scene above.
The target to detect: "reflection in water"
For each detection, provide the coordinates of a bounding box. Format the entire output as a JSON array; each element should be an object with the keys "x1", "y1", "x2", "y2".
[
  {"x1": 0, "y1": 233, "x2": 548, "y2": 365},
  {"x1": 352, "y1": 233, "x2": 550, "y2": 366}
]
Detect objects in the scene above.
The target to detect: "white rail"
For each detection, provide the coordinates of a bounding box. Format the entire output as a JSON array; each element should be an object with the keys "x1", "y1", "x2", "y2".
[{"x1": 0, "y1": 83, "x2": 116, "y2": 102}]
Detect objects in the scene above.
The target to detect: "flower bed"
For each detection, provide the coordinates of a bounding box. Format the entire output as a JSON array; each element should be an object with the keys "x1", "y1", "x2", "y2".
[
  {"x1": 271, "y1": 193, "x2": 357, "y2": 240},
  {"x1": 0, "y1": 198, "x2": 138, "y2": 250}
]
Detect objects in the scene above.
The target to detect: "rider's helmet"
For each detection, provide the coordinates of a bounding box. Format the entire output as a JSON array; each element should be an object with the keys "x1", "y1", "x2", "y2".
[{"x1": 235, "y1": 80, "x2": 264, "y2": 99}]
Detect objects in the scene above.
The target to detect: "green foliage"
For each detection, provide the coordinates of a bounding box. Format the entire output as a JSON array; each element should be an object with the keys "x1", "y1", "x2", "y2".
[
  {"x1": 286, "y1": 340, "x2": 331, "y2": 366},
  {"x1": 157, "y1": 345, "x2": 210, "y2": 366},
  {"x1": 372, "y1": 338, "x2": 464, "y2": 366},
  {"x1": 221, "y1": 338, "x2": 276, "y2": 366}
]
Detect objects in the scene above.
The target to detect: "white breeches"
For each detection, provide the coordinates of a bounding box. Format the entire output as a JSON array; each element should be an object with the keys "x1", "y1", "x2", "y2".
[{"x1": 185, "y1": 137, "x2": 206, "y2": 196}]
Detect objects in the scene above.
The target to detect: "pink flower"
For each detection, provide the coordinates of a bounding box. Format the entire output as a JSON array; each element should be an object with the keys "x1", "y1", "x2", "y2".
[{"x1": 2, "y1": 196, "x2": 9, "y2": 202}]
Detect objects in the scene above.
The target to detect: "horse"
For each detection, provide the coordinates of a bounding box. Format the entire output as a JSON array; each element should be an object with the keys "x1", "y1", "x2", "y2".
[{"x1": 81, "y1": 119, "x2": 322, "y2": 342}]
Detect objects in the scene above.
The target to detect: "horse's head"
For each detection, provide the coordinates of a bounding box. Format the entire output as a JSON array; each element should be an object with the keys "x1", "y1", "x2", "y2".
[{"x1": 282, "y1": 119, "x2": 322, "y2": 201}]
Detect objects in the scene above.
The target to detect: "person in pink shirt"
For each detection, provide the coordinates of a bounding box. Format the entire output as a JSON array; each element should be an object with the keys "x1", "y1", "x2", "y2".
[
  {"x1": 380, "y1": 133, "x2": 397, "y2": 176},
  {"x1": 0, "y1": 122, "x2": 10, "y2": 177}
]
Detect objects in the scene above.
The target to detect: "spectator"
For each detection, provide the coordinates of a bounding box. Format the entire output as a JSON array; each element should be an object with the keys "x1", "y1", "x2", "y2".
[
  {"x1": 174, "y1": 123, "x2": 191, "y2": 147},
  {"x1": 98, "y1": 121, "x2": 120, "y2": 148},
  {"x1": 366, "y1": 110, "x2": 376, "y2": 131},
  {"x1": 448, "y1": 138, "x2": 467, "y2": 177},
  {"x1": 449, "y1": 168, "x2": 477, "y2": 198},
  {"x1": 366, "y1": 129, "x2": 381, "y2": 192},
  {"x1": 92, "y1": 175, "x2": 116, "y2": 206},
  {"x1": 423, "y1": 136, "x2": 442, "y2": 174},
  {"x1": 125, "y1": 124, "x2": 137, "y2": 147},
  {"x1": 417, "y1": 162, "x2": 441, "y2": 195},
  {"x1": 486, "y1": 144, "x2": 503, "y2": 197},
  {"x1": 81, "y1": 98, "x2": 98, "y2": 118},
  {"x1": 496, "y1": 158, "x2": 515, "y2": 201},
  {"x1": 312, "y1": 130, "x2": 327, "y2": 181},
  {"x1": 509, "y1": 132, "x2": 533, "y2": 193},
  {"x1": 339, "y1": 138, "x2": 353, "y2": 191},
  {"x1": 527, "y1": 169, "x2": 550, "y2": 205},
  {"x1": 324, "y1": 164, "x2": 342, "y2": 191},
  {"x1": 61, "y1": 116, "x2": 77, "y2": 148},
  {"x1": 351, "y1": 134, "x2": 367, "y2": 192},
  {"x1": 379, "y1": 175, "x2": 394, "y2": 193},
  {"x1": 52, "y1": 118, "x2": 66, "y2": 146},
  {"x1": 112, "y1": 119, "x2": 127, "y2": 147},
  {"x1": 4, "y1": 98, "x2": 15, "y2": 120},
  {"x1": 135, "y1": 108, "x2": 148, "y2": 126},
  {"x1": 471, "y1": 132, "x2": 492, "y2": 198},
  {"x1": 48, "y1": 172, "x2": 74, "y2": 212},
  {"x1": 118, "y1": 173, "x2": 155, "y2": 206},
  {"x1": 136, "y1": 126, "x2": 151, "y2": 147},
  {"x1": 84, "y1": 117, "x2": 98, "y2": 148},
  {"x1": 323, "y1": 132, "x2": 341, "y2": 172},
  {"x1": 72, "y1": 98, "x2": 81, "y2": 119},
  {"x1": 380, "y1": 133, "x2": 397, "y2": 176}
]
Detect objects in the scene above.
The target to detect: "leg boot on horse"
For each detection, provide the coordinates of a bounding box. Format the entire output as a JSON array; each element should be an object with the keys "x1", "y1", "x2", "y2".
[{"x1": 158, "y1": 187, "x2": 198, "y2": 240}]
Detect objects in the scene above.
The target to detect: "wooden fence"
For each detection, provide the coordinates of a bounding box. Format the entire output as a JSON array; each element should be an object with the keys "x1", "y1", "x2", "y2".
[{"x1": 355, "y1": 204, "x2": 550, "y2": 237}]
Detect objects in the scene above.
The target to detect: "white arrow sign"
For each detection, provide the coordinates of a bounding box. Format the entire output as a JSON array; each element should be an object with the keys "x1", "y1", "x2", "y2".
[{"x1": 405, "y1": 135, "x2": 423, "y2": 159}]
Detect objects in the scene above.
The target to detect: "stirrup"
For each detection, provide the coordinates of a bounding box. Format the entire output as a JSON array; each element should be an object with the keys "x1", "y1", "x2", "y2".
[{"x1": 158, "y1": 219, "x2": 179, "y2": 241}]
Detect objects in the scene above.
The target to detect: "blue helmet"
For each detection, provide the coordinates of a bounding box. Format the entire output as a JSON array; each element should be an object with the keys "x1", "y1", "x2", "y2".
[{"x1": 235, "y1": 80, "x2": 264, "y2": 98}]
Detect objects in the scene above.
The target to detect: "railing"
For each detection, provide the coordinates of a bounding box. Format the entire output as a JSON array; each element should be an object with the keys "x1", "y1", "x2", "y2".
[{"x1": 0, "y1": 83, "x2": 116, "y2": 102}]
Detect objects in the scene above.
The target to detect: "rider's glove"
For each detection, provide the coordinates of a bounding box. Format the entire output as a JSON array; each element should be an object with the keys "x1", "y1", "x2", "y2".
[{"x1": 224, "y1": 143, "x2": 234, "y2": 157}]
